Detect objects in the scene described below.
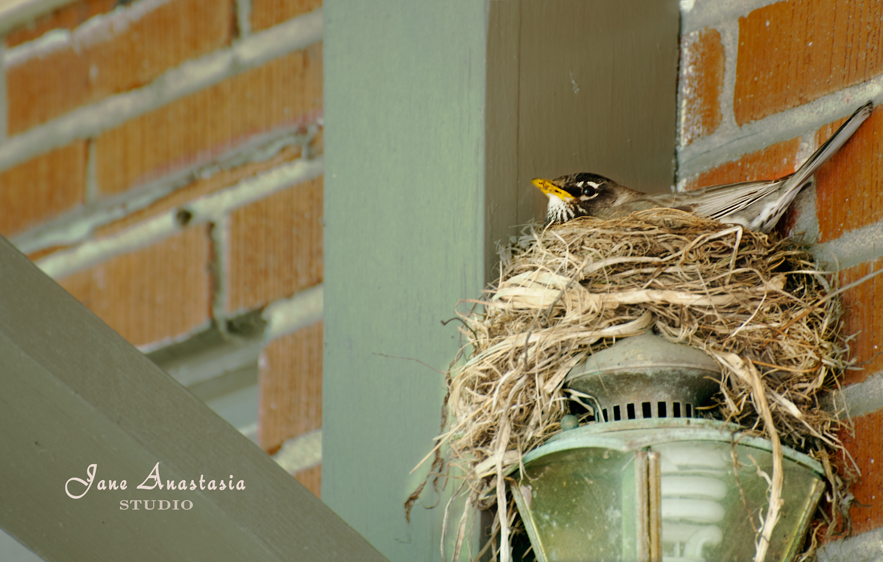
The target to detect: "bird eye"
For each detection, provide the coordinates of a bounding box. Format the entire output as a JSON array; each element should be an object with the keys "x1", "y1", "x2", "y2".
[
  {"x1": 570, "y1": 176, "x2": 602, "y2": 199},
  {"x1": 581, "y1": 181, "x2": 601, "y2": 197}
]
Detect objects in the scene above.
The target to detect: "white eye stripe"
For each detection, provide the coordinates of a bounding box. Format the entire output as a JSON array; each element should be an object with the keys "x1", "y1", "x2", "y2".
[{"x1": 576, "y1": 180, "x2": 600, "y2": 189}]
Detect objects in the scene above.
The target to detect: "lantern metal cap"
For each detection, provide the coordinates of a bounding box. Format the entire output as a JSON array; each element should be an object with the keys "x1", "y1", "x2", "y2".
[{"x1": 565, "y1": 332, "x2": 722, "y2": 422}]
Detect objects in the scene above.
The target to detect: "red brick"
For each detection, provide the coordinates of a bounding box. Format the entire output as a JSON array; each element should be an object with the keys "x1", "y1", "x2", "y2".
[
  {"x1": 681, "y1": 137, "x2": 800, "y2": 191},
  {"x1": 0, "y1": 142, "x2": 86, "y2": 237},
  {"x1": 96, "y1": 144, "x2": 307, "y2": 237},
  {"x1": 839, "y1": 409, "x2": 883, "y2": 534},
  {"x1": 816, "y1": 107, "x2": 883, "y2": 242},
  {"x1": 58, "y1": 226, "x2": 212, "y2": 348},
  {"x1": 679, "y1": 27, "x2": 725, "y2": 146},
  {"x1": 294, "y1": 464, "x2": 321, "y2": 498},
  {"x1": 250, "y1": 0, "x2": 322, "y2": 32},
  {"x1": 838, "y1": 257, "x2": 883, "y2": 385},
  {"x1": 258, "y1": 322, "x2": 323, "y2": 453},
  {"x1": 7, "y1": 0, "x2": 235, "y2": 134},
  {"x1": 308, "y1": 126, "x2": 323, "y2": 157},
  {"x1": 95, "y1": 44, "x2": 323, "y2": 195},
  {"x1": 226, "y1": 176, "x2": 323, "y2": 314},
  {"x1": 734, "y1": 0, "x2": 883, "y2": 126},
  {"x1": 6, "y1": 0, "x2": 117, "y2": 47}
]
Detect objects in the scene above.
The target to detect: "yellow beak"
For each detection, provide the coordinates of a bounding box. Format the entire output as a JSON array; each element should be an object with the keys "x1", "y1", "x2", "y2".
[{"x1": 532, "y1": 178, "x2": 575, "y2": 200}]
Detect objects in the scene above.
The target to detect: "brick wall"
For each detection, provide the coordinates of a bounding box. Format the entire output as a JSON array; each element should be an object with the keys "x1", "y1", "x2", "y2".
[
  {"x1": 0, "y1": 0, "x2": 324, "y2": 497},
  {"x1": 678, "y1": 0, "x2": 883, "y2": 557}
]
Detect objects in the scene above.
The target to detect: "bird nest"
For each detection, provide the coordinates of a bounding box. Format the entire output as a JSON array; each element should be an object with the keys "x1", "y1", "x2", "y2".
[{"x1": 409, "y1": 209, "x2": 856, "y2": 562}]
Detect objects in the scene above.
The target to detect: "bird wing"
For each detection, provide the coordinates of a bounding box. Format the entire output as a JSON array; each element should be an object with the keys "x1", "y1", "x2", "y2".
[
  {"x1": 685, "y1": 179, "x2": 786, "y2": 220},
  {"x1": 646, "y1": 179, "x2": 785, "y2": 220}
]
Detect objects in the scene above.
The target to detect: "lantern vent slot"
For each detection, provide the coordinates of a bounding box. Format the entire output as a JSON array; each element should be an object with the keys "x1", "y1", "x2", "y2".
[
  {"x1": 594, "y1": 401, "x2": 701, "y2": 423},
  {"x1": 566, "y1": 333, "x2": 723, "y2": 424}
]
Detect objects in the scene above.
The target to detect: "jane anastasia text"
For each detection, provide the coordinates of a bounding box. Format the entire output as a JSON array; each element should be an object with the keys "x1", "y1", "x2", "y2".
[{"x1": 65, "y1": 463, "x2": 246, "y2": 500}]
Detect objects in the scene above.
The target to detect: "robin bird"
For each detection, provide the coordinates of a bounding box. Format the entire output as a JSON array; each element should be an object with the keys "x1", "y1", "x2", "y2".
[{"x1": 533, "y1": 101, "x2": 874, "y2": 232}]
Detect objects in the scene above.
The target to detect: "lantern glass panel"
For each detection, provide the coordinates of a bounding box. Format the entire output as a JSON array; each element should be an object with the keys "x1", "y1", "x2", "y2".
[
  {"x1": 516, "y1": 447, "x2": 635, "y2": 561},
  {"x1": 514, "y1": 421, "x2": 824, "y2": 562}
]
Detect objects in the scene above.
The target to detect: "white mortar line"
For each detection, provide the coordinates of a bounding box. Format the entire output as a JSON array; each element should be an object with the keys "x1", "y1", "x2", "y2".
[
  {"x1": 784, "y1": 178, "x2": 820, "y2": 242},
  {"x1": 675, "y1": 38, "x2": 689, "y2": 147},
  {"x1": 5, "y1": 0, "x2": 171, "y2": 66},
  {"x1": 680, "y1": 0, "x2": 789, "y2": 34},
  {"x1": 235, "y1": 0, "x2": 252, "y2": 38},
  {"x1": 12, "y1": 126, "x2": 316, "y2": 254},
  {"x1": 36, "y1": 156, "x2": 324, "y2": 279},
  {"x1": 0, "y1": 9, "x2": 322, "y2": 173},
  {"x1": 273, "y1": 429, "x2": 322, "y2": 475},
  {"x1": 675, "y1": 18, "x2": 741, "y2": 189},
  {"x1": 210, "y1": 215, "x2": 230, "y2": 332},
  {"x1": 812, "y1": 219, "x2": 883, "y2": 272},
  {"x1": 678, "y1": 77, "x2": 883, "y2": 178},
  {"x1": 262, "y1": 284, "x2": 323, "y2": 342},
  {"x1": 715, "y1": 20, "x2": 740, "y2": 145},
  {"x1": 818, "y1": 526, "x2": 883, "y2": 561},
  {"x1": 833, "y1": 371, "x2": 883, "y2": 419}
]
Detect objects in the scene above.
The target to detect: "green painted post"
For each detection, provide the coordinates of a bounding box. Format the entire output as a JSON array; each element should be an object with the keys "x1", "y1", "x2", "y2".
[
  {"x1": 323, "y1": 2, "x2": 488, "y2": 560},
  {"x1": 323, "y1": 1, "x2": 678, "y2": 560}
]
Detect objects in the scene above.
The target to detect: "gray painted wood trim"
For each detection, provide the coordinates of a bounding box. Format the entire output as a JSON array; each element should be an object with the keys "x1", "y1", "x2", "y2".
[
  {"x1": 323, "y1": 1, "x2": 678, "y2": 560},
  {"x1": 0, "y1": 235, "x2": 385, "y2": 562},
  {"x1": 322, "y1": 1, "x2": 488, "y2": 560}
]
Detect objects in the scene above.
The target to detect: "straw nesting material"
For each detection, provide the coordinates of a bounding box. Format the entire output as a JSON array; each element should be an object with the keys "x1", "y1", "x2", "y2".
[{"x1": 411, "y1": 208, "x2": 853, "y2": 560}]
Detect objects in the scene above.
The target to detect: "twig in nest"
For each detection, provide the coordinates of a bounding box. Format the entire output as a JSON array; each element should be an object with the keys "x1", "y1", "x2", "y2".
[{"x1": 714, "y1": 351, "x2": 783, "y2": 562}]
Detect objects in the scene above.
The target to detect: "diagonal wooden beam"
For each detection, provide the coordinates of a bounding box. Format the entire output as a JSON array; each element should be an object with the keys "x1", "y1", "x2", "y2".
[{"x1": 0, "y1": 235, "x2": 386, "y2": 562}]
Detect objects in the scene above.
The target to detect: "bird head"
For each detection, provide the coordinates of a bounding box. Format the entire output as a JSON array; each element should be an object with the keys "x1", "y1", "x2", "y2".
[{"x1": 532, "y1": 172, "x2": 623, "y2": 224}]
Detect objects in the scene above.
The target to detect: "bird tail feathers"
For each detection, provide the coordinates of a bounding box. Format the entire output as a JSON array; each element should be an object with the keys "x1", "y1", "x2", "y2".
[{"x1": 782, "y1": 101, "x2": 874, "y2": 194}]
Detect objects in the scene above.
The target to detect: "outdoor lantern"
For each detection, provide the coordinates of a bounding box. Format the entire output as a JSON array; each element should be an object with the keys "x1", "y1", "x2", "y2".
[{"x1": 510, "y1": 334, "x2": 825, "y2": 562}]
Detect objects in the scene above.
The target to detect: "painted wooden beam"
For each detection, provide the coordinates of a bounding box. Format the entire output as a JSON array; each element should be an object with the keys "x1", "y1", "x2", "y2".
[
  {"x1": 0, "y1": 234, "x2": 386, "y2": 562},
  {"x1": 322, "y1": 2, "x2": 487, "y2": 560}
]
